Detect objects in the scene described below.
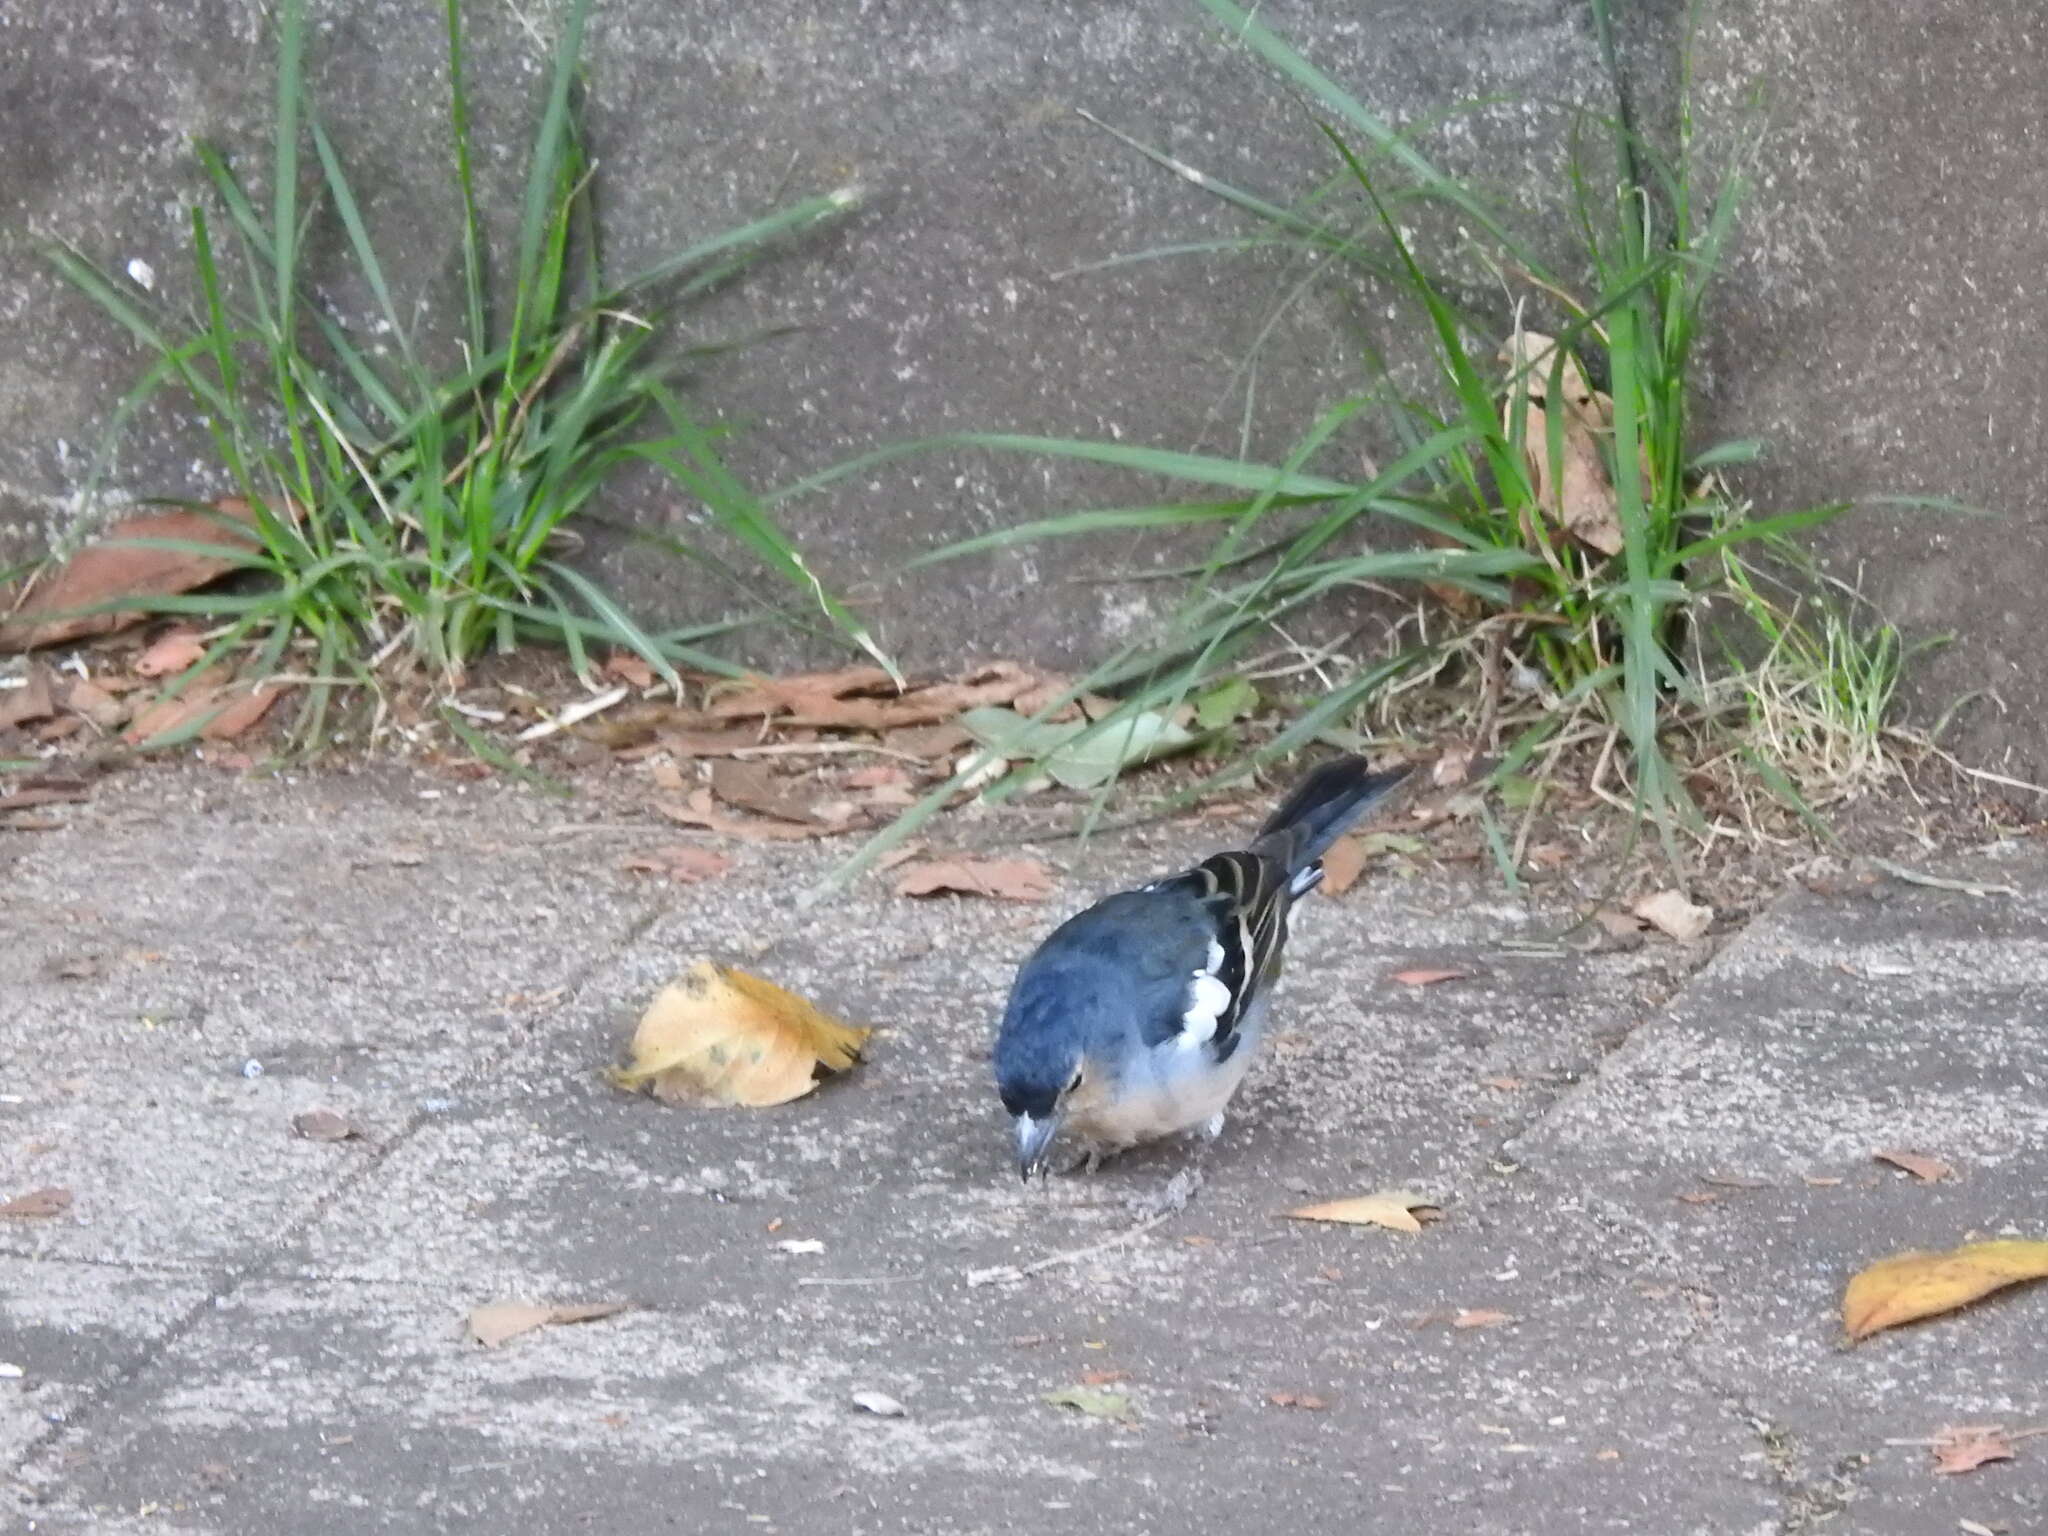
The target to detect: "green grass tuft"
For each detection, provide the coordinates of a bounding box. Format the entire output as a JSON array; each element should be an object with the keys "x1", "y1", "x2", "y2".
[
  {"x1": 39, "y1": 0, "x2": 885, "y2": 746},
  {"x1": 803, "y1": 0, "x2": 1962, "y2": 888}
]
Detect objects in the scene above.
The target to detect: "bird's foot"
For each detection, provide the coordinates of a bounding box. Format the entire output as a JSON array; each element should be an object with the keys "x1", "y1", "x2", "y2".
[
  {"x1": 1200, "y1": 1111, "x2": 1227, "y2": 1142},
  {"x1": 1058, "y1": 1142, "x2": 1112, "y2": 1177}
]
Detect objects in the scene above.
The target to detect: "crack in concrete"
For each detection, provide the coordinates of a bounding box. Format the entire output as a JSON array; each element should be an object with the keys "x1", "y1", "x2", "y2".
[{"x1": 2, "y1": 894, "x2": 674, "y2": 1503}]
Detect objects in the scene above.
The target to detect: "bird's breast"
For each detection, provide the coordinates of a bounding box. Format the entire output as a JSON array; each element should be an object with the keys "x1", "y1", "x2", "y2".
[{"x1": 1067, "y1": 1025, "x2": 1261, "y2": 1151}]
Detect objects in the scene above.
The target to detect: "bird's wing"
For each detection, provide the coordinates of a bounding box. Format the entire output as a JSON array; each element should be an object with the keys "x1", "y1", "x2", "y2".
[{"x1": 1132, "y1": 849, "x2": 1292, "y2": 1061}]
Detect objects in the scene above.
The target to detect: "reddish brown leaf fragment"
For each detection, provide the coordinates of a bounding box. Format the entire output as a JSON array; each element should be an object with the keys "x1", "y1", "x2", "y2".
[
  {"x1": 0, "y1": 499, "x2": 268, "y2": 650},
  {"x1": 892, "y1": 856, "x2": 1053, "y2": 902},
  {"x1": 0, "y1": 1186, "x2": 73, "y2": 1219}
]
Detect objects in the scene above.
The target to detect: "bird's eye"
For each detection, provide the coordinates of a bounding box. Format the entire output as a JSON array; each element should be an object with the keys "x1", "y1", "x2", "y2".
[{"x1": 1066, "y1": 1068, "x2": 1084, "y2": 1094}]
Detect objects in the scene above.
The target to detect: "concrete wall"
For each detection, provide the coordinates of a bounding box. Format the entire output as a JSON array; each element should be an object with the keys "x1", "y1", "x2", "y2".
[
  {"x1": 1692, "y1": 0, "x2": 2048, "y2": 789},
  {"x1": 3, "y1": 0, "x2": 2041, "y2": 781}
]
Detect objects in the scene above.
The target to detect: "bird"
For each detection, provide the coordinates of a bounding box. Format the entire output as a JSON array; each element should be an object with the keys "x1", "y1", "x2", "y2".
[{"x1": 993, "y1": 754, "x2": 1412, "y2": 1179}]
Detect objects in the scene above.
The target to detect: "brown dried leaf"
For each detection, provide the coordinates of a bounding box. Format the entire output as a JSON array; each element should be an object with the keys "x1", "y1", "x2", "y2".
[
  {"x1": 1501, "y1": 331, "x2": 1626, "y2": 558},
  {"x1": 620, "y1": 845, "x2": 734, "y2": 884},
  {"x1": 710, "y1": 663, "x2": 1044, "y2": 733},
  {"x1": 886, "y1": 722, "x2": 975, "y2": 760},
  {"x1": 1931, "y1": 1424, "x2": 2016, "y2": 1476},
  {"x1": 291, "y1": 1108, "x2": 363, "y2": 1143},
  {"x1": 1450, "y1": 1308, "x2": 1515, "y2": 1330},
  {"x1": 0, "y1": 1186, "x2": 73, "y2": 1219},
  {"x1": 710, "y1": 760, "x2": 827, "y2": 825},
  {"x1": 466, "y1": 1299, "x2": 631, "y2": 1349},
  {"x1": 1286, "y1": 1190, "x2": 1436, "y2": 1234},
  {"x1": 122, "y1": 687, "x2": 220, "y2": 745},
  {"x1": 655, "y1": 790, "x2": 819, "y2": 843},
  {"x1": 1873, "y1": 1148, "x2": 1954, "y2": 1184},
  {"x1": 1593, "y1": 907, "x2": 1647, "y2": 937},
  {"x1": 1843, "y1": 1239, "x2": 2048, "y2": 1341},
  {"x1": 660, "y1": 727, "x2": 764, "y2": 758},
  {"x1": 135, "y1": 630, "x2": 209, "y2": 678},
  {"x1": 609, "y1": 958, "x2": 871, "y2": 1107},
  {"x1": 1267, "y1": 1392, "x2": 1331, "y2": 1411},
  {"x1": 1633, "y1": 889, "x2": 1712, "y2": 942},
  {"x1": 0, "y1": 499, "x2": 268, "y2": 650},
  {"x1": 0, "y1": 665, "x2": 56, "y2": 729},
  {"x1": 706, "y1": 665, "x2": 897, "y2": 721},
  {"x1": 844, "y1": 763, "x2": 912, "y2": 791},
  {"x1": 893, "y1": 856, "x2": 1054, "y2": 902},
  {"x1": 647, "y1": 757, "x2": 687, "y2": 793},
  {"x1": 1080, "y1": 1369, "x2": 1129, "y2": 1386},
  {"x1": 202, "y1": 681, "x2": 291, "y2": 740},
  {"x1": 602, "y1": 653, "x2": 656, "y2": 690},
  {"x1": 1389, "y1": 967, "x2": 1470, "y2": 988}
]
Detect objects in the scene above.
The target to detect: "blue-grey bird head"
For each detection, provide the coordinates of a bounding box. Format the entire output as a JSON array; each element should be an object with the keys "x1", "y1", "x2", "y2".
[{"x1": 993, "y1": 962, "x2": 1112, "y2": 1180}]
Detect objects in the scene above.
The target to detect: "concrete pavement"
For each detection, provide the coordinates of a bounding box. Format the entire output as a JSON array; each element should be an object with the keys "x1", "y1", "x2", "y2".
[{"x1": 2, "y1": 766, "x2": 2042, "y2": 1533}]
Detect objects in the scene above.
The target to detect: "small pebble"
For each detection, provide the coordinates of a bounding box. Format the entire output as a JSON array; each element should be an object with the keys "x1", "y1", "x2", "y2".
[
  {"x1": 240, "y1": 1059, "x2": 263, "y2": 1079},
  {"x1": 851, "y1": 1390, "x2": 907, "y2": 1418}
]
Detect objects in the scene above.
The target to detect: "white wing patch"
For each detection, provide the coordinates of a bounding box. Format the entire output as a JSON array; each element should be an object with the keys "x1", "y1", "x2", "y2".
[{"x1": 1180, "y1": 971, "x2": 1234, "y2": 1047}]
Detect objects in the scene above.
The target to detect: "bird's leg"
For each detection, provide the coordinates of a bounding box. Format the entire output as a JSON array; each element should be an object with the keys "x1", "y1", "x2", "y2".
[
  {"x1": 1057, "y1": 1141, "x2": 1111, "y2": 1177},
  {"x1": 1200, "y1": 1112, "x2": 1227, "y2": 1142}
]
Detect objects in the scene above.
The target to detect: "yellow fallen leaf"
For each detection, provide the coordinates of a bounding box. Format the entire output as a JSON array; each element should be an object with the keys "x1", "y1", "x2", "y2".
[
  {"x1": 609, "y1": 959, "x2": 870, "y2": 1107},
  {"x1": 1842, "y1": 1238, "x2": 2048, "y2": 1341},
  {"x1": 1286, "y1": 1189, "x2": 1437, "y2": 1234}
]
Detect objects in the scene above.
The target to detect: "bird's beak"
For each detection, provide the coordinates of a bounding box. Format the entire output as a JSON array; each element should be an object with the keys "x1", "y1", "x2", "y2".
[{"x1": 1014, "y1": 1111, "x2": 1062, "y2": 1181}]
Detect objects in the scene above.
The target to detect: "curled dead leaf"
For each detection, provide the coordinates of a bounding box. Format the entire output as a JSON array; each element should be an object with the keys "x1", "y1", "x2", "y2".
[
  {"x1": 1500, "y1": 331, "x2": 1630, "y2": 558},
  {"x1": 466, "y1": 1300, "x2": 631, "y2": 1349},
  {"x1": 609, "y1": 959, "x2": 870, "y2": 1107},
  {"x1": 1842, "y1": 1238, "x2": 2048, "y2": 1341},
  {"x1": 1633, "y1": 889, "x2": 1712, "y2": 942},
  {"x1": 1286, "y1": 1190, "x2": 1437, "y2": 1234},
  {"x1": 893, "y1": 855, "x2": 1053, "y2": 902}
]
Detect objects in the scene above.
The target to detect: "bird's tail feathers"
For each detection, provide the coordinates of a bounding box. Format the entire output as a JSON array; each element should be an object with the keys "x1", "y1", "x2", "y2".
[{"x1": 1249, "y1": 755, "x2": 1412, "y2": 876}]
